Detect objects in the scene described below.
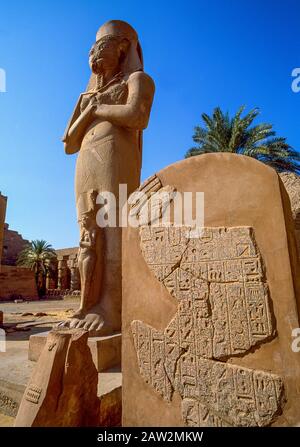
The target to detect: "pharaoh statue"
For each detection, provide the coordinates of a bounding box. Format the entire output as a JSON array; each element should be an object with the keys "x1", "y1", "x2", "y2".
[{"x1": 60, "y1": 20, "x2": 155, "y2": 334}]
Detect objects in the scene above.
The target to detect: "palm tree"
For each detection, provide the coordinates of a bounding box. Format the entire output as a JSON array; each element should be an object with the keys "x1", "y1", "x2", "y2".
[
  {"x1": 17, "y1": 240, "x2": 57, "y2": 297},
  {"x1": 185, "y1": 106, "x2": 300, "y2": 174}
]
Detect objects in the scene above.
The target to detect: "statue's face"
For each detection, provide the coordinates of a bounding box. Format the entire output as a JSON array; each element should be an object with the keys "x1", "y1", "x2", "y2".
[
  {"x1": 81, "y1": 215, "x2": 90, "y2": 228},
  {"x1": 89, "y1": 37, "x2": 121, "y2": 75}
]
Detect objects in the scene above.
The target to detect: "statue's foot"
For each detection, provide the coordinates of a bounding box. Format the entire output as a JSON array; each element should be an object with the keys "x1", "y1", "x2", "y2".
[
  {"x1": 70, "y1": 308, "x2": 85, "y2": 319},
  {"x1": 57, "y1": 305, "x2": 112, "y2": 336}
]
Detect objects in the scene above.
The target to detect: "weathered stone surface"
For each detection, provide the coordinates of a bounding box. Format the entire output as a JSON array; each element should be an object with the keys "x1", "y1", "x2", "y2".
[
  {"x1": 0, "y1": 265, "x2": 38, "y2": 301},
  {"x1": 1, "y1": 223, "x2": 29, "y2": 266},
  {"x1": 0, "y1": 382, "x2": 28, "y2": 418},
  {"x1": 280, "y1": 172, "x2": 300, "y2": 256},
  {"x1": 0, "y1": 194, "x2": 31, "y2": 279},
  {"x1": 15, "y1": 329, "x2": 99, "y2": 426},
  {"x1": 60, "y1": 20, "x2": 155, "y2": 336},
  {"x1": 98, "y1": 370, "x2": 122, "y2": 427},
  {"x1": 133, "y1": 320, "x2": 284, "y2": 426},
  {"x1": 122, "y1": 153, "x2": 300, "y2": 427},
  {"x1": 99, "y1": 386, "x2": 121, "y2": 427},
  {"x1": 132, "y1": 226, "x2": 284, "y2": 427},
  {"x1": 129, "y1": 174, "x2": 177, "y2": 226},
  {"x1": 29, "y1": 331, "x2": 121, "y2": 372},
  {"x1": 89, "y1": 334, "x2": 122, "y2": 372},
  {"x1": 280, "y1": 172, "x2": 300, "y2": 219},
  {"x1": 1, "y1": 371, "x2": 122, "y2": 426},
  {"x1": 1, "y1": 372, "x2": 122, "y2": 427},
  {"x1": 0, "y1": 413, "x2": 14, "y2": 427},
  {"x1": 28, "y1": 333, "x2": 48, "y2": 362},
  {"x1": 138, "y1": 226, "x2": 274, "y2": 357},
  {"x1": 0, "y1": 351, "x2": 121, "y2": 427},
  {"x1": 0, "y1": 192, "x2": 7, "y2": 270}
]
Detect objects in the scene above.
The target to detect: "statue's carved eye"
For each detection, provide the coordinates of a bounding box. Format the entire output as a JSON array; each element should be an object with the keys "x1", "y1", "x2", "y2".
[{"x1": 98, "y1": 43, "x2": 108, "y2": 51}]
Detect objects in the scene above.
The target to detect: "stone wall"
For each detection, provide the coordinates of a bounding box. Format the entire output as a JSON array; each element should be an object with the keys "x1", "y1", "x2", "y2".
[
  {"x1": 0, "y1": 265, "x2": 38, "y2": 301},
  {"x1": 0, "y1": 192, "x2": 7, "y2": 271},
  {"x1": 1, "y1": 223, "x2": 29, "y2": 266}
]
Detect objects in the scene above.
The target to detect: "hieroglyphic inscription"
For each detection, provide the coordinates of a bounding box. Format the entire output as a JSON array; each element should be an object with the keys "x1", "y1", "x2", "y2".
[
  {"x1": 139, "y1": 226, "x2": 274, "y2": 358},
  {"x1": 132, "y1": 226, "x2": 284, "y2": 427},
  {"x1": 25, "y1": 385, "x2": 42, "y2": 404}
]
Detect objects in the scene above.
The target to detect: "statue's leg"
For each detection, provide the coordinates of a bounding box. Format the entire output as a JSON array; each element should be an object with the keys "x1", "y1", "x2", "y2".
[
  {"x1": 58, "y1": 135, "x2": 136, "y2": 335},
  {"x1": 58, "y1": 227, "x2": 105, "y2": 332},
  {"x1": 62, "y1": 226, "x2": 120, "y2": 334},
  {"x1": 81, "y1": 250, "x2": 99, "y2": 309},
  {"x1": 95, "y1": 226, "x2": 122, "y2": 332},
  {"x1": 72, "y1": 253, "x2": 94, "y2": 318}
]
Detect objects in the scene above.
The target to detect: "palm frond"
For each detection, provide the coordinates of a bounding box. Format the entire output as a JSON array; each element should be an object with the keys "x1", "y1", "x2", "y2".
[{"x1": 185, "y1": 106, "x2": 299, "y2": 174}]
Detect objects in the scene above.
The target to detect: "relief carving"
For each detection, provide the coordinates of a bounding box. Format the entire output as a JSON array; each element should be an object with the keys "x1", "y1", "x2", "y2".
[
  {"x1": 132, "y1": 225, "x2": 285, "y2": 426},
  {"x1": 129, "y1": 174, "x2": 177, "y2": 226},
  {"x1": 25, "y1": 386, "x2": 42, "y2": 405}
]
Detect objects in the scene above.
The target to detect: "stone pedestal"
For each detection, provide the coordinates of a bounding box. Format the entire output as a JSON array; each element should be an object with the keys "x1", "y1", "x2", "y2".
[
  {"x1": 98, "y1": 368, "x2": 122, "y2": 426},
  {"x1": 70, "y1": 265, "x2": 80, "y2": 291},
  {"x1": 29, "y1": 331, "x2": 121, "y2": 372}
]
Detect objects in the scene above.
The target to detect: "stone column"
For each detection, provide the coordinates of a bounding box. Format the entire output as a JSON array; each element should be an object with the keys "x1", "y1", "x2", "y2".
[
  {"x1": 57, "y1": 260, "x2": 63, "y2": 290},
  {"x1": 57, "y1": 259, "x2": 68, "y2": 290},
  {"x1": 70, "y1": 260, "x2": 80, "y2": 291},
  {"x1": 45, "y1": 271, "x2": 51, "y2": 290}
]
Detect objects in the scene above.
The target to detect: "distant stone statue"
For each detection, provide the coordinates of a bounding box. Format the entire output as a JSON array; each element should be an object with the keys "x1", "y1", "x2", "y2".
[{"x1": 60, "y1": 20, "x2": 155, "y2": 334}]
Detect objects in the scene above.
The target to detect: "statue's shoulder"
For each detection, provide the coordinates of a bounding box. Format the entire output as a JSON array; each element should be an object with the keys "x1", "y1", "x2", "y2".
[{"x1": 127, "y1": 71, "x2": 155, "y2": 91}]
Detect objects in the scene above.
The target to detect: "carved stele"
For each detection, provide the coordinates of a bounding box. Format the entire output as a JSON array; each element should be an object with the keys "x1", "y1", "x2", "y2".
[
  {"x1": 15, "y1": 329, "x2": 99, "y2": 426},
  {"x1": 122, "y1": 154, "x2": 300, "y2": 427},
  {"x1": 131, "y1": 225, "x2": 284, "y2": 427}
]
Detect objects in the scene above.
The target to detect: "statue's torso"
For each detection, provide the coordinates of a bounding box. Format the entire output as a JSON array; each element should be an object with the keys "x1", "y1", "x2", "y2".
[
  {"x1": 75, "y1": 72, "x2": 142, "y2": 202},
  {"x1": 81, "y1": 78, "x2": 128, "y2": 110},
  {"x1": 80, "y1": 76, "x2": 135, "y2": 147}
]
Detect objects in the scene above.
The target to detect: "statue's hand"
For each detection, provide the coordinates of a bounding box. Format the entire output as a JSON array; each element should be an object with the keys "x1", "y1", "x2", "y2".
[
  {"x1": 64, "y1": 102, "x2": 96, "y2": 151},
  {"x1": 92, "y1": 104, "x2": 106, "y2": 119},
  {"x1": 89, "y1": 95, "x2": 99, "y2": 106},
  {"x1": 81, "y1": 101, "x2": 96, "y2": 118}
]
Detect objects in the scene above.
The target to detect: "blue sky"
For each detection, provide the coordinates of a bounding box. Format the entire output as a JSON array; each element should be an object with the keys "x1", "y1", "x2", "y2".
[{"x1": 0, "y1": 0, "x2": 299, "y2": 248}]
